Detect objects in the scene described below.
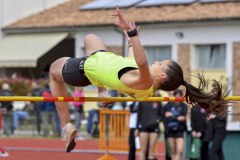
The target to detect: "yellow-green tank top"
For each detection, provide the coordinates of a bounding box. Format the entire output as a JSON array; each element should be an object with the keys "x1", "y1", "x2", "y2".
[{"x1": 84, "y1": 51, "x2": 153, "y2": 100}]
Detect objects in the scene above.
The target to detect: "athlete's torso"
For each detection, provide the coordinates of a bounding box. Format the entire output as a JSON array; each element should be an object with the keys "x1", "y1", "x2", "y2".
[{"x1": 84, "y1": 51, "x2": 153, "y2": 99}]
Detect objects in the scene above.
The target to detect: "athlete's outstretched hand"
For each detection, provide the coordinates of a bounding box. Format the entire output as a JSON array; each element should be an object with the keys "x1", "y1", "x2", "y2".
[
  {"x1": 112, "y1": 6, "x2": 134, "y2": 31},
  {"x1": 124, "y1": 22, "x2": 140, "y2": 42}
]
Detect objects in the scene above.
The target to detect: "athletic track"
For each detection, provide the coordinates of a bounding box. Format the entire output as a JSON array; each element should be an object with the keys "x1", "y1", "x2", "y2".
[{"x1": 0, "y1": 138, "x2": 165, "y2": 160}]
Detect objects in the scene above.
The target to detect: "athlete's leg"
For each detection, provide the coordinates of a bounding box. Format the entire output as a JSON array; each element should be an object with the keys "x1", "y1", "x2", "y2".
[
  {"x1": 49, "y1": 57, "x2": 77, "y2": 152},
  {"x1": 49, "y1": 57, "x2": 70, "y2": 128},
  {"x1": 84, "y1": 34, "x2": 107, "y2": 56}
]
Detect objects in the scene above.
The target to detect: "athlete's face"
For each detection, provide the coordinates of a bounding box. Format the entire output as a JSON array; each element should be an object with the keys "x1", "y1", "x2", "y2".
[
  {"x1": 151, "y1": 60, "x2": 171, "y2": 80},
  {"x1": 151, "y1": 60, "x2": 170, "y2": 72}
]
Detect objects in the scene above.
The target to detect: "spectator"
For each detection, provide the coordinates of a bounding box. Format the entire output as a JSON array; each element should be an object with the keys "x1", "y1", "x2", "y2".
[
  {"x1": 87, "y1": 102, "x2": 103, "y2": 137},
  {"x1": 71, "y1": 87, "x2": 85, "y2": 140},
  {"x1": 40, "y1": 84, "x2": 58, "y2": 137},
  {"x1": 0, "y1": 83, "x2": 13, "y2": 136},
  {"x1": 137, "y1": 95, "x2": 162, "y2": 160},
  {"x1": 164, "y1": 89, "x2": 188, "y2": 160},
  {"x1": 112, "y1": 92, "x2": 124, "y2": 110},
  {"x1": 126, "y1": 102, "x2": 139, "y2": 160},
  {"x1": 112, "y1": 101, "x2": 123, "y2": 110},
  {"x1": 87, "y1": 109, "x2": 98, "y2": 136},
  {"x1": 30, "y1": 81, "x2": 43, "y2": 136},
  {"x1": 13, "y1": 106, "x2": 29, "y2": 131},
  {"x1": 208, "y1": 113, "x2": 227, "y2": 160},
  {"x1": 190, "y1": 104, "x2": 209, "y2": 160},
  {"x1": 161, "y1": 91, "x2": 173, "y2": 160},
  {"x1": 86, "y1": 91, "x2": 116, "y2": 138},
  {"x1": 54, "y1": 108, "x2": 61, "y2": 136}
]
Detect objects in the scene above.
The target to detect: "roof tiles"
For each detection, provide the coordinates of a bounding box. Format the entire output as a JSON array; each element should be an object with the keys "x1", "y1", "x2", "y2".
[{"x1": 5, "y1": 0, "x2": 240, "y2": 29}]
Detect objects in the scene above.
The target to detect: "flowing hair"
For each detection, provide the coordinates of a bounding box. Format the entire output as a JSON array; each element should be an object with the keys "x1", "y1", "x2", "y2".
[
  {"x1": 183, "y1": 73, "x2": 230, "y2": 115},
  {"x1": 160, "y1": 61, "x2": 230, "y2": 115}
]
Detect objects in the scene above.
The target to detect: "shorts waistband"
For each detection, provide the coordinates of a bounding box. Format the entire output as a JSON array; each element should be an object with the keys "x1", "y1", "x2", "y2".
[
  {"x1": 91, "y1": 50, "x2": 107, "y2": 56},
  {"x1": 79, "y1": 50, "x2": 107, "y2": 77},
  {"x1": 78, "y1": 57, "x2": 88, "y2": 78}
]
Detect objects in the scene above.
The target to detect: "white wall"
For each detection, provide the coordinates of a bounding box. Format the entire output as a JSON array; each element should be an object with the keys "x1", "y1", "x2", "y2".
[
  {"x1": 0, "y1": 0, "x2": 66, "y2": 37},
  {"x1": 0, "y1": 0, "x2": 3, "y2": 37},
  {"x1": 75, "y1": 27, "x2": 123, "y2": 58}
]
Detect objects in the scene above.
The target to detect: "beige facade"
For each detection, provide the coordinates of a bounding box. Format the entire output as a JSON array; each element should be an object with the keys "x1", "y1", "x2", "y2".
[
  {"x1": 233, "y1": 42, "x2": 240, "y2": 97},
  {"x1": 233, "y1": 42, "x2": 240, "y2": 114},
  {"x1": 107, "y1": 46, "x2": 123, "y2": 56},
  {"x1": 177, "y1": 44, "x2": 191, "y2": 83}
]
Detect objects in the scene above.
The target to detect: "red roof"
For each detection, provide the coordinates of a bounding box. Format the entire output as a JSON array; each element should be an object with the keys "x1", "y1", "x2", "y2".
[{"x1": 5, "y1": 0, "x2": 240, "y2": 30}]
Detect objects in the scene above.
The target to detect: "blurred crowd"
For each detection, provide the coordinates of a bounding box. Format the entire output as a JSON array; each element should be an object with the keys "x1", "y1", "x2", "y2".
[
  {"x1": 0, "y1": 82, "x2": 227, "y2": 160},
  {"x1": 126, "y1": 89, "x2": 227, "y2": 160},
  {"x1": 0, "y1": 81, "x2": 61, "y2": 137},
  {"x1": 85, "y1": 89, "x2": 227, "y2": 160}
]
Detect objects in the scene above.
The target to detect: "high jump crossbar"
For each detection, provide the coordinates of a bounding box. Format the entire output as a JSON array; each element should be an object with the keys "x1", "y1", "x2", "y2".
[{"x1": 0, "y1": 96, "x2": 239, "y2": 102}]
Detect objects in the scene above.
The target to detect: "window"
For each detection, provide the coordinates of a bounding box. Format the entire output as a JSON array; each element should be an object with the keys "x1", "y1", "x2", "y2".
[
  {"x1": 144, "y1": 46, "x2": 172, "y2": 64},
  {"x1": 195, "y1": 44, "x2": 226, "y2": 69}
]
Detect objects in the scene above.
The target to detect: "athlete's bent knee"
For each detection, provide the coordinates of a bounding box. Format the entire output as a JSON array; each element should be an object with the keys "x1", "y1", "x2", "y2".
[
  {"x1": 84, "y1": 34, "x2": 98, "y2": 42},
  {"x1": 49, "y1": 57, "x2": 68, "y2": 81}
]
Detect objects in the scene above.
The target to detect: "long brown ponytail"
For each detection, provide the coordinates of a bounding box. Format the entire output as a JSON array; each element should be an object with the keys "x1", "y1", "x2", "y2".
[
  {"x1": 183, "y1": 73, "x2": 230, "y2": 115},
  {"x1": 161, "y1": 61, "x2": 230, "y2": 115}
]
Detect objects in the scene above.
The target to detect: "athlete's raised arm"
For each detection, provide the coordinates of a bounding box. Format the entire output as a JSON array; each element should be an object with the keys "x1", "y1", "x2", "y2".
[
  {"x1": 112, "y1": 7, "x2": 153, "y2": 88},
  {"x1": 124, "y1": 22, "x2": 140, "y2": 57}
]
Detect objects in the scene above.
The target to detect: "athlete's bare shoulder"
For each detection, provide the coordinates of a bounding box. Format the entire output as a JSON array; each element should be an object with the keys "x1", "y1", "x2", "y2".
[{"x1": 120, "y1": 70, "x2": 152, "y2": 90}]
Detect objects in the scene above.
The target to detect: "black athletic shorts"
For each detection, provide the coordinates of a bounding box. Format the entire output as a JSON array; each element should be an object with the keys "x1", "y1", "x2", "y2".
[
  {"x1": 140, "y1": 126, "x2": 160, "y2": 134},
  {"x1": 166, "y1": 130, "x2": 184, "y2": 138},
  {"x1": 62, "y1": 50, "x2": 107, "y2": 86},
  {"x1": 62, "y1": 57, "x2": 91, "y2": 86}
]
